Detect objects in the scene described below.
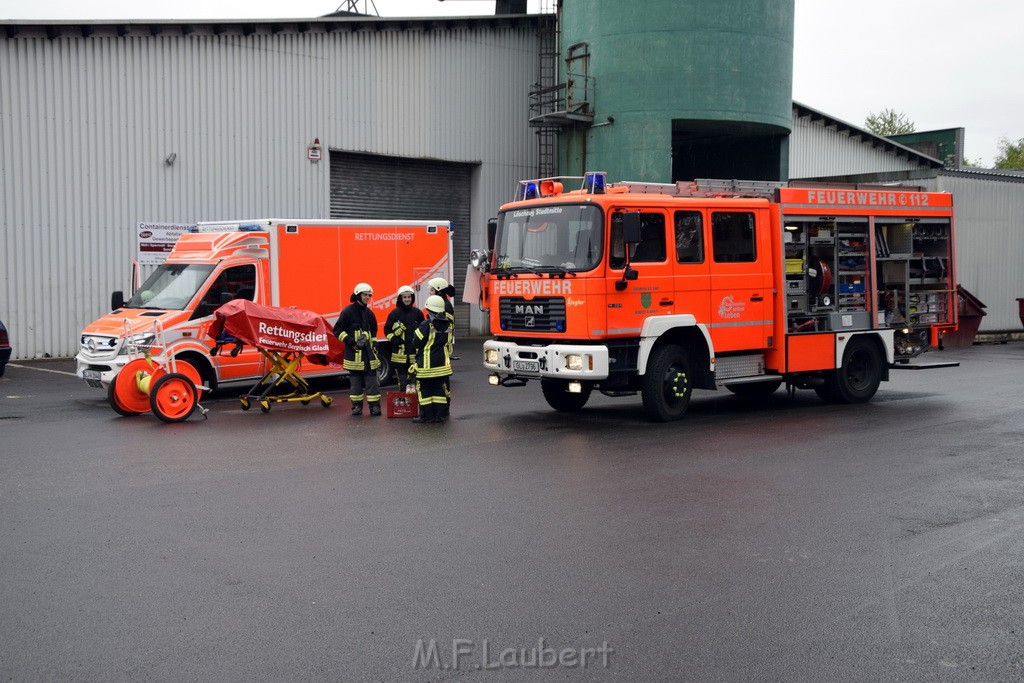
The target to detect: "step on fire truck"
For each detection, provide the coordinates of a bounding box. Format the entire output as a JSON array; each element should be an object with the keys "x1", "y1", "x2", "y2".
[{"x1": 468, "y1": 172, "x2": 958, "y2": 421}]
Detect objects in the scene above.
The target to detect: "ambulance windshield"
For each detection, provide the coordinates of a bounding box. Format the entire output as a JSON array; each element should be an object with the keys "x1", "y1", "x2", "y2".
[
  {"x1": 125, "y1": 263, "x2": 215, "y2": 310},
  {"x1": 494, "y1": 204, "x2": 602, "y2": 274}
]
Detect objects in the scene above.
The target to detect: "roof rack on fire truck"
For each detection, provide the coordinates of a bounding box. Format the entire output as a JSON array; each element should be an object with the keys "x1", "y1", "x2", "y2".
[
  {"x1": 512, "y1": 172, "x2": 786, "y2": 202},
  {"x1": 617, "y1": 178, "x2": 785, "y2": 199}
]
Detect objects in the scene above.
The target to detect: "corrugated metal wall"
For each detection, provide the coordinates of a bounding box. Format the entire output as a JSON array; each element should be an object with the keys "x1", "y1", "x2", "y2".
[
  {"x1": 0, "y1": 21, "x2": 538, "y2": 359},
  {"x1": 790, "y1": 112, "x2": 924, "y2": 179},
  {"x1": 328, "y1": 150, "x2": 473, "y2": 336},
  {"x1": 905, "y1": 174, "x2": 1024, "y2": 332}
]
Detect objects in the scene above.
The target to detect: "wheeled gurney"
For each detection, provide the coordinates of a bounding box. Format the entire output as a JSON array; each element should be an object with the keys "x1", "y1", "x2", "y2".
[{"x1": 209, "y1": 299, "x2": 345, "y2": 414}]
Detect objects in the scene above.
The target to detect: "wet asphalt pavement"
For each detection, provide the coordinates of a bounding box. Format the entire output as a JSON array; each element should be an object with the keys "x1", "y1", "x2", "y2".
[{"x1": 1, "y1": 340, "x2": 1023, "y2": 681}]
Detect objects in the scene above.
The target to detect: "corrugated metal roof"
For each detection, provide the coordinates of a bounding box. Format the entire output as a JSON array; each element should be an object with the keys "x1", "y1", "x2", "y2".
[{"x1": 792, "y1": 101, "x2": 943, "y2": 169}]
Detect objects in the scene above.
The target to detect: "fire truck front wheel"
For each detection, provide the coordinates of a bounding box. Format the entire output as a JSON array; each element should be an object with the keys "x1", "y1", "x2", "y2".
[
  {"x1": 821, "y1": 337, "x2": 883, "y2": 404},
  {"x1": 641, "y1": 344, "x2": 693, "y2": 422},
  {"x1": 541, "y1": 379, "x2": 592, "y2": 412}
]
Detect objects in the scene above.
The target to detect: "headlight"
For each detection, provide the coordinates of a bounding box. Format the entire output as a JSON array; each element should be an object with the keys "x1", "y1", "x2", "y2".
[
  {"x1": 119, "y1": 332, "x2": 156, "y2": 354},
  {"x1": 565, "y1": 354, "x2": 583, "y2": 371},
  {"x1": 470, "y1": 249, "x2": 490, "y2": 271},
  {"x1": 484, "y1": 348, "x2": 499, "y2": 364}
]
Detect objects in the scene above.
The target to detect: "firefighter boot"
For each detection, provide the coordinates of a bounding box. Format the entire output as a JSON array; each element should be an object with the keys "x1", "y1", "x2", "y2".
[
  {"x1": 369, "y1": 402, "x2": 381, "y2": 416},
  {"x1": 351, "y1": 401, "x2": 363, "y2": 416},
  {"x1": 434, "y1": 402, "x2": 449, "y2": 423},
  {"x1": 411, "y1": 404, "x2": 434, "y2": 424}
]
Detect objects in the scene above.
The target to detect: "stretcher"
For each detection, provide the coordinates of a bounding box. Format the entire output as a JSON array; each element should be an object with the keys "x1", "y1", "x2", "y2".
[{"x1": 209, "y1": 299, "x2": 346, "y2": 414}]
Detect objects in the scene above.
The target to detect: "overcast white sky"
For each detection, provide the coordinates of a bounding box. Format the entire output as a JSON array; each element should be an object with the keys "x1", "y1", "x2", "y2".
[{"x1": 2, "y1": 0, "x2": 1020, "y2": 166}]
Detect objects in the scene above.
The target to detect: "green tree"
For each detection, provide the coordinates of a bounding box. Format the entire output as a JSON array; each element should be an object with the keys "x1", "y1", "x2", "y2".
[
  {"x1": 994, "y1": 137, "x2": 1024, "y2": 169},
  {"x1": 864, "y1": 109, "x2": 916, "y2": 136}
]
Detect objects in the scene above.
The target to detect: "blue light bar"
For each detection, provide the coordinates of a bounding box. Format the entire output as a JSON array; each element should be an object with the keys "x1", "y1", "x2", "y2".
[
  {"x1": 238, "y1": 223, "x2": 262, "y2": 232},
  {"x1": 583, "y1": 172, "x2": 606, "y2": 194},
  {"x1": 523, "y1": 182, "x2": 540, "y2": 200}
]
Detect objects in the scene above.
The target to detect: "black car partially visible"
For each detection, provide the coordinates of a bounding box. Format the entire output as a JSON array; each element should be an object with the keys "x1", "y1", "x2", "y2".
[{"x1": 0, "y1": 318, "x2": 11, "y2": 377}]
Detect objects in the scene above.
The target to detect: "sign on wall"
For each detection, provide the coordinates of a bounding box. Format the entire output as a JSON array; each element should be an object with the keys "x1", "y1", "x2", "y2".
[{"x1": 137, "y1": 222, "x2": 191, "y2": 265}]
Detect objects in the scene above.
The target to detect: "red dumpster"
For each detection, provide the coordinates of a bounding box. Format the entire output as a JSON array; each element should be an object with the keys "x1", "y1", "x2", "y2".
[{"x1": 942, "y1": 285, "x2": 987, "y2": 348}]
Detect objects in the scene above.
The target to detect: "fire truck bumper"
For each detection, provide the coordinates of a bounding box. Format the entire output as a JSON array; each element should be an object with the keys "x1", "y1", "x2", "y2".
[{"x1": 483, "y1": 340, "x2": 610, "y2": 380}]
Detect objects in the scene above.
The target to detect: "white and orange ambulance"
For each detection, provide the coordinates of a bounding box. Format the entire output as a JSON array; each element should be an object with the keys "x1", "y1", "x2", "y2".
[{"x1": 76, "y1": 219, "x2": 452, "y2": 393}]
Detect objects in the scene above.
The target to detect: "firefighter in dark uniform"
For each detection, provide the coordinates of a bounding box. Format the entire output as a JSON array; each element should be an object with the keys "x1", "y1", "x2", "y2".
[
  {"x1": 384, "y1": 285, "x2": 423, "y2": 391},
  {"x1": 428, "y1": 276, "x2": 457, "y2": 401},
  {"x1": 411, "y1": 295, "x2": 452, "y2": 424},
  {"x1": 333, "y1": 282, "x2": 382, "y2": 416}
]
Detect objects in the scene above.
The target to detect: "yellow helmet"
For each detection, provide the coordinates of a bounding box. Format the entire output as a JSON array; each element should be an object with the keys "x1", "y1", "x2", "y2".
[
  {"x1": 428, "y1": 277, "x2": 449, "y2": 292},
  {"x1": 424, "y1": 295, "x2": 446, "y2": 313}
]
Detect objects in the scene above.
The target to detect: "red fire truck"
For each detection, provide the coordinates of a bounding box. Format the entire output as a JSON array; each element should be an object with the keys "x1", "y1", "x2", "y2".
[{"x1": 468, "y1": 173, "x2": 958, "y2": 421}]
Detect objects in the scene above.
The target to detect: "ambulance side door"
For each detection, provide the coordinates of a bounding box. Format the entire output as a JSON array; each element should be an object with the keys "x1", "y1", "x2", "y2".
[
  {"x1": 707, "y1": 208, "x2": 772, "y2": 352},
  {"x1": 192, "y1": 263, "x2": 266, "y2": 382}
]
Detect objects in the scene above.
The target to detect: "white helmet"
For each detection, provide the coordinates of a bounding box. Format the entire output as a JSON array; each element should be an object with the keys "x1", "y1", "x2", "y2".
[
  {"x1": 353, "y1": 282, "x2": 373, "y2": 296},
  {"x1": 424, "y1": 295, "x2": 446, "y2": 313},
  {"x1": 397, "y1": 285, "x2": 415, "y2": 296},
  {"x1": 428, "y1": 277, "x2": 449, "y2": 292}
]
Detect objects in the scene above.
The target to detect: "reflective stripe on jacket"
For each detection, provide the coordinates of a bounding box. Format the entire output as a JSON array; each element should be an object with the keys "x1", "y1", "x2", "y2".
[{"x1": 414, "y1": 318, "x2": 452, "y2": 378}]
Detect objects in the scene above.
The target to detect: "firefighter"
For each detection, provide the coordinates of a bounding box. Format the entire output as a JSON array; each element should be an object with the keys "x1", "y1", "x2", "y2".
[
  {"x1": 384, "y1": 285, "x2": 423, "y2": 391},
  {"x1": 428, "y1": 276, "x2": 457, "y2": 400},
  {"x1": 411, "y1": 295, "x2": 452, "y2": 424},
  {"x1": 333, "y1": 282, "x2": 382, "y2": 416},
  {"x1": 428, "y1": 277, "x2": 456, "y2": 336}
]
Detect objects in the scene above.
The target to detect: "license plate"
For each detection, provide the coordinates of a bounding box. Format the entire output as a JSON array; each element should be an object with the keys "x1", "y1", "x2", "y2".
[
  {"x1": 83, "y1": 369, "x2": 102, "y2": 381},
  {"x1": 512, "y1": 360, "x2": 540, "y2": 373}
]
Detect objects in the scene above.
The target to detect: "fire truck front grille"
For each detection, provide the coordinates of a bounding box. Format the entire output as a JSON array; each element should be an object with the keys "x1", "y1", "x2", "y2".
[{"x1": 498, "y1": 297, "x2": 566, "y2": 332}]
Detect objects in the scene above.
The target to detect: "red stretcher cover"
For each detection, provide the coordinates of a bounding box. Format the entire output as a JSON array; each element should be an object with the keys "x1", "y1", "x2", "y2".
[{"x1": 208, "y1": 299, "x2": 345, "y2": 366}]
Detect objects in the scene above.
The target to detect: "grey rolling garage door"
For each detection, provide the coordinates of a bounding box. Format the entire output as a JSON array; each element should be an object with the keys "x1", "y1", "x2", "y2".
[{"x1": 330, "y1": 151, "x2": 474, "y2": 338}]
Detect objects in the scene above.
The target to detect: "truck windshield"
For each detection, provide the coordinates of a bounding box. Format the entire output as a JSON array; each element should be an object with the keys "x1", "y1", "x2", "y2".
[
  {"x1": 125, "y1": 264, "x2": 215, "y2": 310},
  {"x1": 495, "y1": 204, "x2": 602, "y2": 273}
]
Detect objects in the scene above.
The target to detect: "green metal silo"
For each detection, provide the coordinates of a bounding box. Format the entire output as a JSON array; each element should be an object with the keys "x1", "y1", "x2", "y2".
[{"x1": 552, "y1": 0, "x2": 794, "y2": 182}]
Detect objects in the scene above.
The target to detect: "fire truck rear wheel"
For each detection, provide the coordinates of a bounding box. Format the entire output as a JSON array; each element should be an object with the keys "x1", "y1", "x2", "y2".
[
  {"x1": 642, "y1": 344, "x2": 693, "y2": 422},
  {"x1": 822, "y1": 337, "x2": 882, "y2": 404},
  {"x1": 541, "y1": 379, "x2": 592, "y2": 412}
]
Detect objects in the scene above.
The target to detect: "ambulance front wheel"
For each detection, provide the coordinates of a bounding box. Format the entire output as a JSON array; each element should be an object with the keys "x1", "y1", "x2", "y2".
[
  {"x1": 541, "y1": 379, "x2": 592, "y2": 412},
  {"x1": 375, "y1": 351, "x2": 393, "y2": 387},
  {"x1": 149, "y1": 373, "x2": 197, "y2": 423},
  {"x1": 641, "y1": 344, "x2": 692, "y2": 422}
]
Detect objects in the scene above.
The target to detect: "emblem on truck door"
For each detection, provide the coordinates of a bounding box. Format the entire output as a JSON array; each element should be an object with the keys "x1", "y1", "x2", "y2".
[{"x1": 718, "y1": 295, "x2": 746, "y2": 319}]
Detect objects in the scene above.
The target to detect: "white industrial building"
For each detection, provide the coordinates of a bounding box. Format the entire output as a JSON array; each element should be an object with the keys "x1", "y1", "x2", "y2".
[{"x1": 1, "y1": 12, "x2": 1021, "y2": 359}]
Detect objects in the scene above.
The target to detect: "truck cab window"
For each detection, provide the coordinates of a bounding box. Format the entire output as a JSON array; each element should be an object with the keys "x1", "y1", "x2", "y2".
[
  {"x1": 675, "y1": 211, "x2": 704, "y2": 263},
  {"x1": 631, "y1": 213, "x2": 666, "y2": 263},
  {"x1": 711, "y1": 212, "x2": 756, "y2": 263}
]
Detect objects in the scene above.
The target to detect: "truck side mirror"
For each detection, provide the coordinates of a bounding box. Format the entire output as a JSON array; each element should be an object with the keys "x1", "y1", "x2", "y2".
[
  {"x1": 622, "y1": 212, "x2": 641, "y2": 244},
  {"x1": 111, "y1": 290, "x2": 125, "y2": 310},
  {"x1": 614, "y1": 213, "x2": 642, "y2": 290},
  {"x1": 486, "y1": 217, "x2": 498, "y2": 252}
]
